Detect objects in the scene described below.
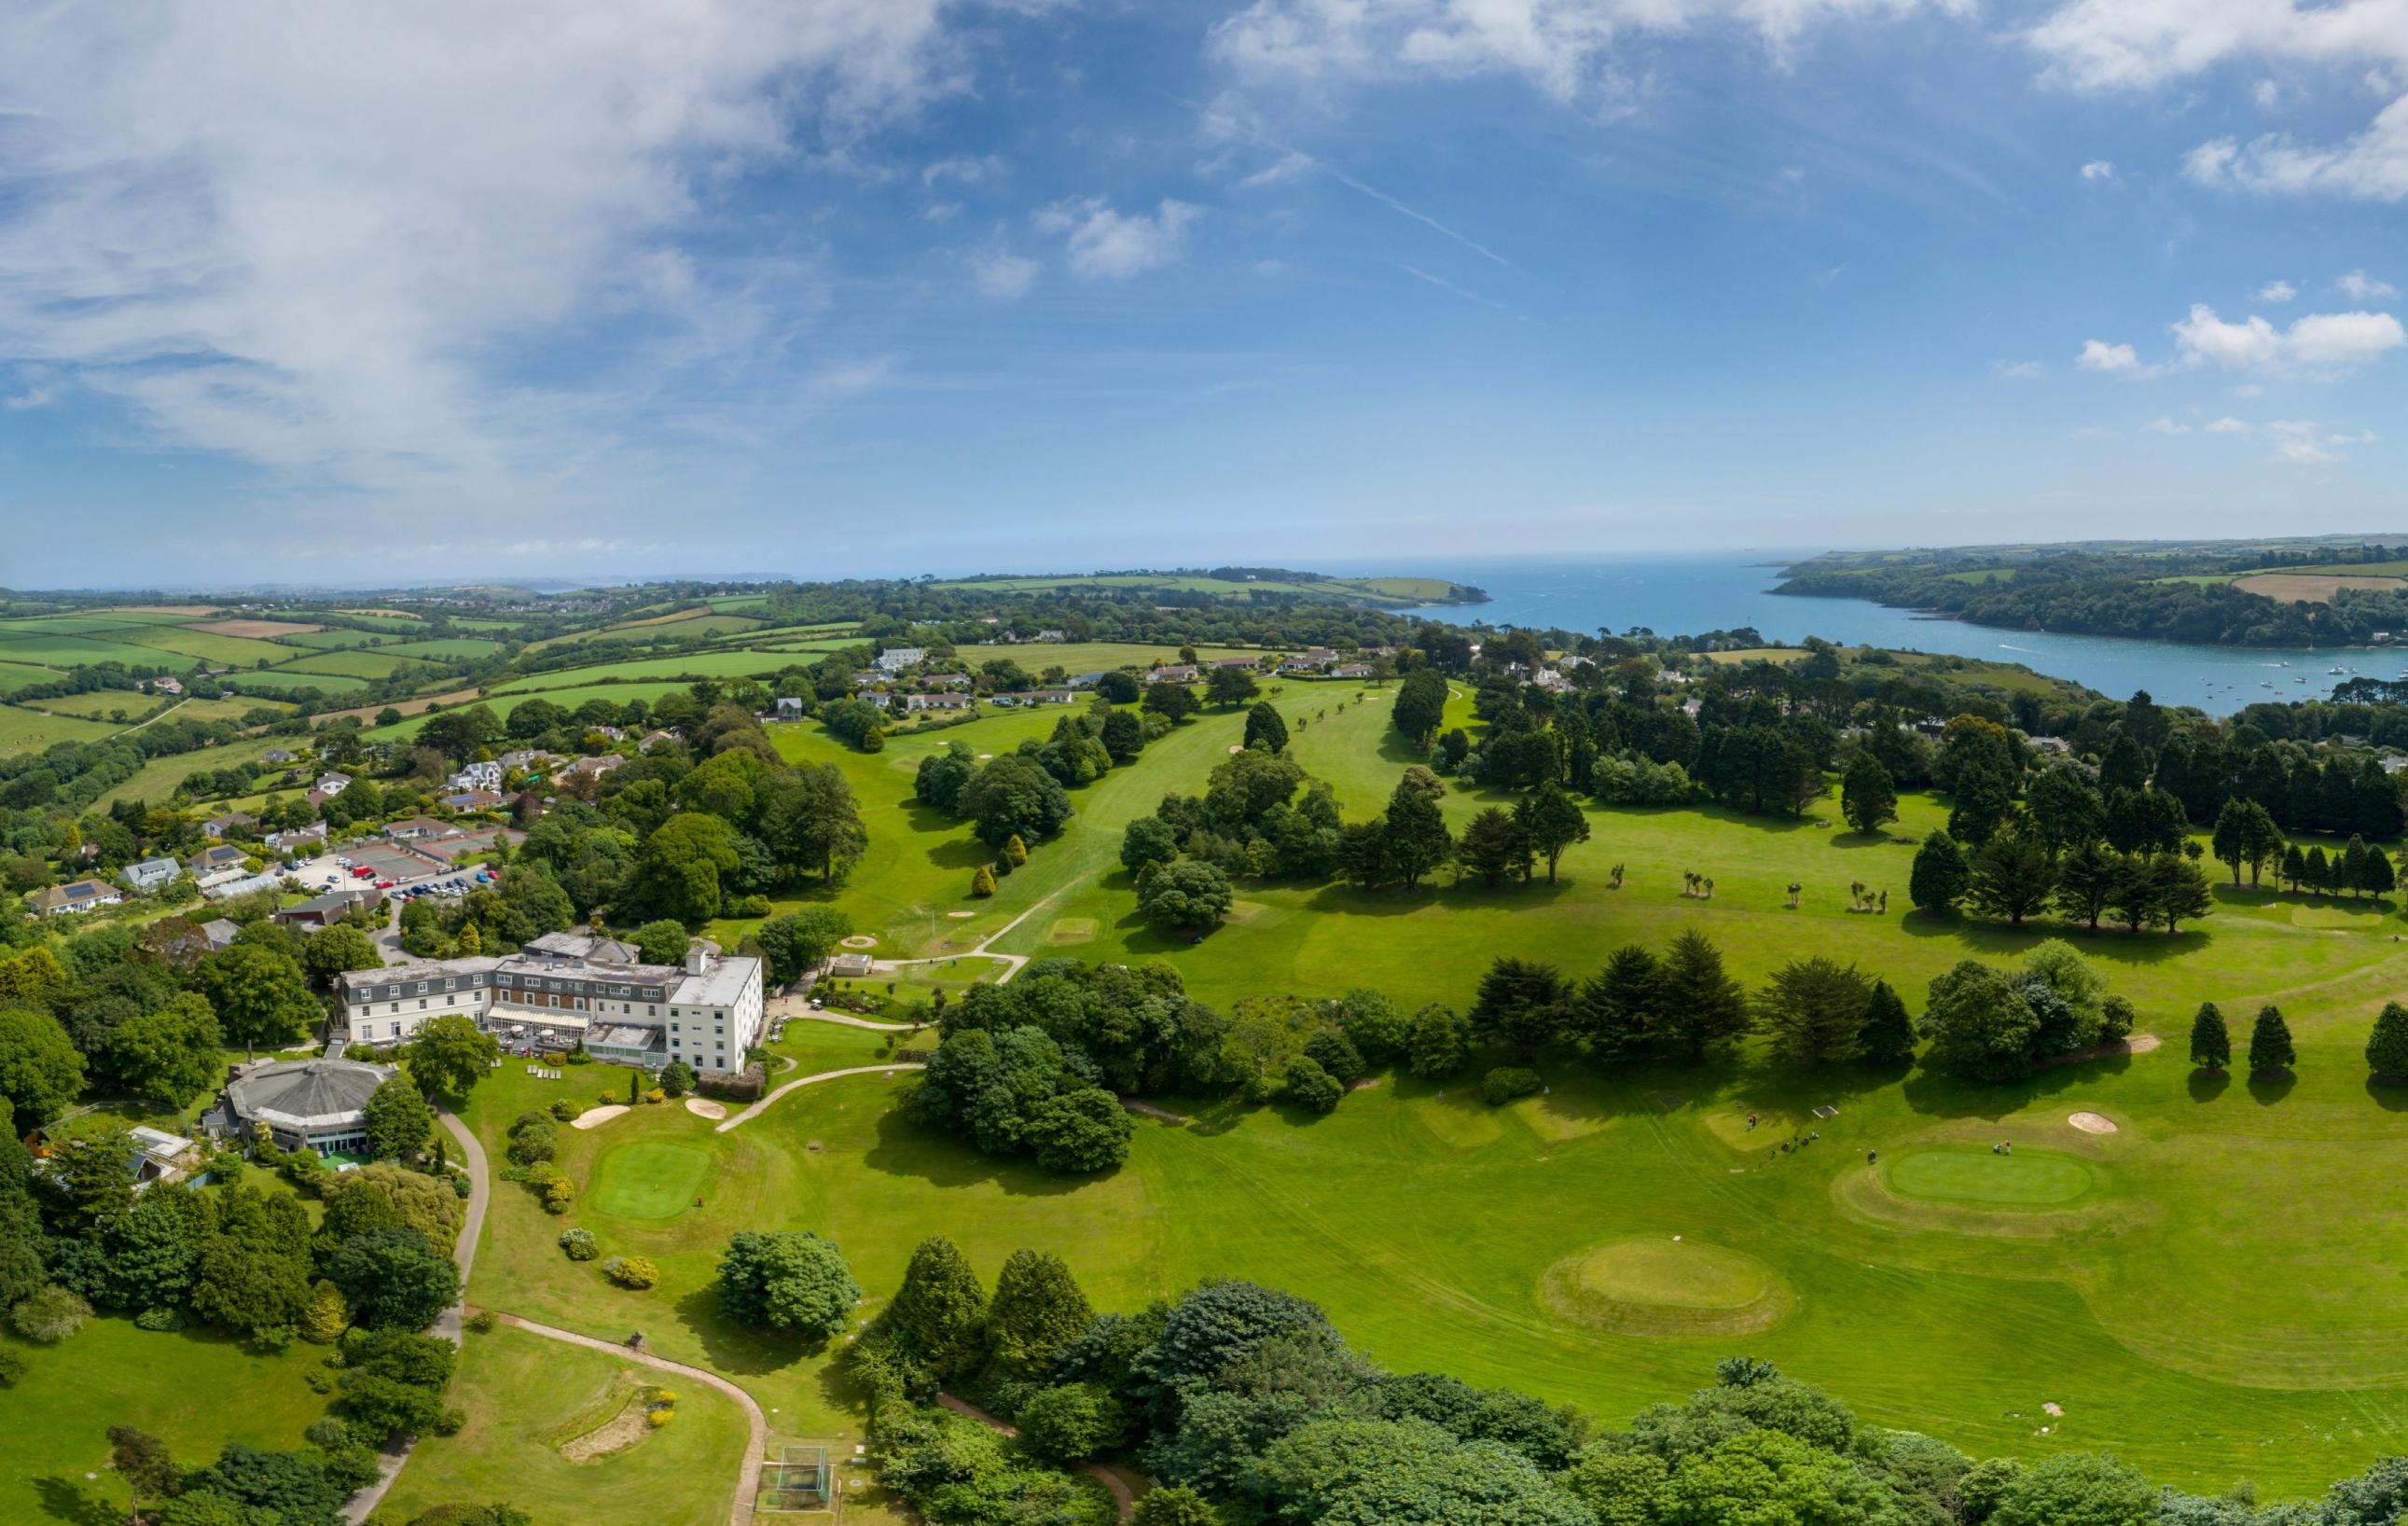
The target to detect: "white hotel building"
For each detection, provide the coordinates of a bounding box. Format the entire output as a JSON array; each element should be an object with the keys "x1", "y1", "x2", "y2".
[{"x1": 337, "y1": 932, "x2": 763, "y2": 1075}]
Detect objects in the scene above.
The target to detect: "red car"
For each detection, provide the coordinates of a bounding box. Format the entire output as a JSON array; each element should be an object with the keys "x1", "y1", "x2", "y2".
[
  {"x1": 374, "y1": 879, "x2": 395, "y2": 889},
  {"x1": 352, "y1": 865, "x2": 375, "y2": 878}
]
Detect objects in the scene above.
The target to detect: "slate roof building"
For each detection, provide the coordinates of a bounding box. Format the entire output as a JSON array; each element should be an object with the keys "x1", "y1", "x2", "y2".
[{"x1": 217, "y1": 1058, "x2": 398, "y2": 1155}]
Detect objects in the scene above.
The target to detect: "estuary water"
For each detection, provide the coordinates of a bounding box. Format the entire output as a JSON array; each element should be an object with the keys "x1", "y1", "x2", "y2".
[{"x1": 1379, "y1": 553, "x2": 2401, "y2": 718}]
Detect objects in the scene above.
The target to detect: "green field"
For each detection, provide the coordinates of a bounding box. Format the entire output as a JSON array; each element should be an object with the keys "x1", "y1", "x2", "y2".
[
  {"x1": 588, "y1": 1140, "x2": 718, "y2": 1219},
  {"x1": 19, "y1": 689, "x2": 162, "y2": 720},
  {"x1": 377, "y1": 1325, "x2": 756, "y2": 1526},
  {"x1": 94, "y1": 735, "x2": 302, "y2": 808},
  {"x1": 220, "y1": 669, "x2": 373, "y2": 696},
  {"x1": 0, "y1": 704, "x2": 122, "y2": 750},
  {"x1": 922, "y1": 572, "x2": 1476, "y2": 606},
  {"x1": 381, "y1": 637, "x2": 505, "y2": 659},
  {"x1": 269, "y1": 647, "x2": 436, "y2": 680},
  {"x1": 491, "y1": 649, "x2": 843, "y2": 693},
  {"x1": 365, "y1": 682, "x2": 708, "y2": 741},
  {"x1": 115, "y1": 626, "x2": 300, "y2": 667},
  {"x1": 275, "y1": 627, "x2": 407, "y2": 649},
  {"x1": 0, "y1": 1316, "x2": 329, "y2": 1524},
  {"x1": 0, "y1": 632, "x2": 198, "y2": 667},
  {"x1": 0, "y1": 660, "x2": 63, "y2": 694}
]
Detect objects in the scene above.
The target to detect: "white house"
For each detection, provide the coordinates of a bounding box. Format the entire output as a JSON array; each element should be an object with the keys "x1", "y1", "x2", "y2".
[
  {"x1": 120, "y1": 856, "x2": 180, "y2": 893},
  {"x1": 336, "y1": 940, "x2": 764, "y2": 1077},
  {"x1": 448, "y1": 760, "x2": 503, "y2": 792},
  {"x1": 315, "y1": 771, "x2": 353, "y2": 797},
  {"x1": 875, "y1": 647, "x2": 925, "y2": 673},
  {"x1": 33, "y1": 880, "x2": 122, "y2": 915}
]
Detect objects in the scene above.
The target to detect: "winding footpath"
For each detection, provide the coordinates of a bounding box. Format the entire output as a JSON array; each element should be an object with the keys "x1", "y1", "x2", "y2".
[
  {"x1": 715, "y1": 1062, "x2": 924, "y2": 1133},
  {"x1": 870, "y1": 890, "x2": 1062, "y2": 985}
]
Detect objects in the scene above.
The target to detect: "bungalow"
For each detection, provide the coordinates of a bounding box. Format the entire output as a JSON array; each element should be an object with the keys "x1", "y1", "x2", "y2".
[
  {"x1": 496, "y1": 749, "x2": 560, "y2": 773},
  {"x1": 557, "y1": 754, "x2": 624, "y2": 784},
  {"x1": 1211, "y1": 657, "x2": 1262, "y2": 670},
  {"x1": 127, "y1": 1126, "x2": 196, "y2": 1188},
  {"x1": 875, "y1": 646, "x2": 925, "y2": 673},
  {"x1": 120, "y1": 856, "x2": 180, "y2": 893},
  {"x1": 274, "y1": 885, "x2": 386, "y2": 929},
  {"x1": 905, "y1": 692, "x2": 975, "y2": 713},
  {"x1": 448, "y1": 760, "x2": 503, "y2": 792},
  {"x1": 265, "y1": 822, "x2": 329, "y2": 854},
  {"x1": 383, "y1": 815, "x2": 464, "y2": 843},
  {"x1": 925, "y1": 673, "x2": 974, "y2": 688},
  {"x1": 1028, "y1": 688, "x2": 1077, "y2": 704},
  {"x1": 637, "y1": 729, "x2": 679, "y2": 753},
  {"x1": 1066, "y1": 673, "x2": 1106, "y2": 689},
  {"x1": 852, "y1": 671, "x2": 884, "y2": 689},
  {"x1": 262, "y1": 748, "x2": 300, "y2": 765},
  {"x1": 201, "y1": 918, "x2": 242, "y2": 952},
  {"x1": 1297, "y1": 646, "x2": 1338, "y2": 670},
  {"x1": 201, "y1": 811, "x2": 256, "y2": 838},
  {"x1": 1329, "y1": 663, "x2": 1375, "y2": 680},
  {"x1": 187, "y1": 843, "x2": 253, "y2": 884},
  {"x1": 1034, "y1": 630, "x2": 1068, "y2": 643},
  {"x1": 151, "y1": 676, "x2": 184, "y2": 697},
  {"x1": 1149, "y1": 664, "x2": 1199, "y2": 684},
  {"x1": 315, "y1": 771, "x2": 353, "y2": 797},
  {"x1": 443, "y1": 789, "x2": 507, "y2": 812},
  {"x1": 33, "y1": 880, "x2": 121, "y2": 916}
]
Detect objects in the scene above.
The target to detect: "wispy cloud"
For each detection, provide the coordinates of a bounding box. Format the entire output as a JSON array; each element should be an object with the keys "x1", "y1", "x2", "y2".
[
  {"x1": 2076, "y1": 339, "x2": 2141, "y2": 374},
  {"x1": 1994, "y1": 359, "x2": 2046, "y2": 380},
  {"x1": 1037, "y1": 198, "x2": 1201, "y2": 278},
  {"x1": 2258, "y1": 279, "x2": 2297, "y2": 302},
  {"x1": 2080, "y1": 159, "x2": 2117, "y2": 181},
  {"x1": 2339, "y1": 269, "x2": 2400, "y2": 300}
]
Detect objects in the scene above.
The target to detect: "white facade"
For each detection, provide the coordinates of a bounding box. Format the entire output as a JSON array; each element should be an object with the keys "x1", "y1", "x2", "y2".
[
  {"x1": 337, "y1": 940, "x2": 763, "y2": 1075},
  {"x1": 449, "y1": 760, "x2": 503, "y2": 792}
]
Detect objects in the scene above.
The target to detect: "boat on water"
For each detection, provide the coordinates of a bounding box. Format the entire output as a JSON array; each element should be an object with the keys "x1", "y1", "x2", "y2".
[{"x1": 2262, "y1": 680, "x2": 2275, "y2": 687}]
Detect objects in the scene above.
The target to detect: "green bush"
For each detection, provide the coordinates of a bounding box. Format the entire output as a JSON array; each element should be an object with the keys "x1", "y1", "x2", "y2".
[
  {"x1": 465, "y1": 1310, "x2": 497, "y2": 1335},
  {"x1": 603, "y1": 1255, "x2": 659, "y2": 1290},
  {"x1": 560, "y1": 1228, "x2": 600, "y2": 1261},
  {"x1": 10, "y1": 1285, "x2": 90, "y2": 1344},
  {"x1": 134, "y1": 1306, "x2": 187, "y2": 1332},
  {"x1": 1480, "y1": 1067, "x2": 1543, "y2": 1106},
  {"x1": 548, "y1": 1098, "x2": 580, "y2": 1122},
  {"x1": 0, "y1": 1348, "x2": 26, "y2": 1386}
]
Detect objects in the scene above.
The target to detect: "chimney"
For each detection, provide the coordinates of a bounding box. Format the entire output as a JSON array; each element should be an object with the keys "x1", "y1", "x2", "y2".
[{"x1": 685, "y1": 944, "x2": 710, "y2": 976}]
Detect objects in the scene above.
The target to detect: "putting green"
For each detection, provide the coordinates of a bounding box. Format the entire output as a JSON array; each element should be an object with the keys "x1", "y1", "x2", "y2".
[
  {"x1": 588, "y1": 1141, "x2": 716, "y2": 1221},
  {"x1": 1539, "y1": 1237, "x2": 1793, "y2": 1338},
  {"x1": 1885, "y1": 1147, "x2": 2096, "y2": 1207}
]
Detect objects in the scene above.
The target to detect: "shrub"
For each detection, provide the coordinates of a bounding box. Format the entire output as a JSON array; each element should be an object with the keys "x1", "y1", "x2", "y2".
[
  {"x1": 603, "y1": 1255, "x2": 659, "y2": 1290},
  {"x1": 1481, "y1": 1067, "x2": 1543, "y2": 1106},
  {"x1": 548, "y1": 1099, "x2": 580, "y2": 1122},
  {"x1": 135, "y1": 1305, "x2": 187, "y2": 1333},
  {"x1": 10, "y1": 1285, "x2": 91, "y2": 1344},
  {"x1": 645, "y1": 1089, "x2": 665, "y2": 1104},
  {"x1": 0, "y1": 1349, "x2": 23, "y2": 1386},
  {"x1": 659, "y1": 1061, "x2": 696, "y2": 1098},
  {"x1": 1282, "y1": 1056, "x2": 1345, "y2": 1116},
  {"x1": 560, "y1": 1228, "x2": 600, "y2": 1261},
  {"x1": 647, "y1": 1408, "x2": 672, "y2": 1428},
  {"x1": 465, "y1": 1310, "x2": 497, "y2": 1335},
  {"x1": 542, "y1": 1178, "x2": 575, "y2": 1214}
]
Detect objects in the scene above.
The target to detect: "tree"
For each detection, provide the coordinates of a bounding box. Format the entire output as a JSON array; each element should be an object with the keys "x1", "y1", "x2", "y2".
[
  {"x1": 1136, "y1": 859, "x2": 1233, "y2": 931},
  {"x1": 1017, "y1": 1382, "x2": 1124, "y2": 1463},
  {"x1": 108, "y1": 1425, "x2": 178, "y2": 1523},
  {"x1": 2249, "y1": 1004, "x2": 2295, "y2": 1075},
  {"x1": 301, "y1": 1280, "x2": 351, "y2": 1343},
  {"x1": 1382, "y1": 769, "x2": 1453, "y2": 889},
  {"x1": 2369, "y1": 1002, "x2": 2408, "y2": 1083},
  {"x1": 1119, "y1": 817, "x2": 1180, "y2": 875},
  {"x1": 1004, "y1": 834, "x2": 1028, "y2": 867},
  {"x1": 632, "y1": 919, "x2": 689, "y2": 964},
  {"x1": 0, "y1": 1008, "x2": 86, "y2": 1124},
  {"x1": 1907, "y1": 831, "x2": 1967, "y2": 914},
  {"x1": 1754, "y1": 957, "x2": 1873, "y2": 1066},
  {"x1": 959, "y1": 755, "x2": 1073, "y2": 847},
  {"x1": 2365, "y1": 843, "x2": 2400, "y2": 900},
  {"x1": 1026, "y1": 1088, "x2": 1133, "y2": 1172},
  {"x1": 1858, "y1": 980, "x2": 1916, "y2": 1065},
  {"x1": 1839, "y1": 752, "x2": 1898, "y2": 836},
  {"x1": 2281, "y1": 841, "x2": 2306, "y2": 892},
  {"x1": 1455, "y1": 807, "x2": 1531, "y2": 887},
  {"x1": 2146, "y1": 851, "x2": 2215, "y2": 934},
  {"x1": 1406, "y1": 1004, "x2": 1469, "y2": 1079},
  {"x1": 2052, "y1": 839, "x2": 2122, "y2": 931},
  {"x1": 1391, "y1": 668, "x2": 1450, "y2": 749},
  {"x1": 199, "y1": 944, "x2": 320, "y2": 1060},
  {"x1": 1656, "y1": 929, "x2": 1751, "y2": 1060},
  {"x1": 2188, "y1": 1002, "x2": 2231, "y2": 1071},
  {"x1": 1515, "y1": 781, "x2": 1590, "y2": 883},
  {"x1": 1142, "y1": 681, "x2": 1198, "y2": 724},
  {"x1": 1283, "y1": 1055, "x2": 1345, "y2": 1114},
  {"x1": 970, "y1": 865, "x2": 996, "y2": 897},
  {"x1": 326, "y1": 1227, "x2": 460, "y2": 1331},
  {"x1": 635, "y1": 812, "x2": 741, "y2": 923},
  {"x1": 1131, "y1": 1483, "x2": 1217, "y2": 1526},
  {"x1": 1471, "y1": 958, "x2": 1565, "y2": 1056},
  {"x1": 1966, "y1": 829, "x2": 2055, "y2": 926},
  {"x1": 404, "y1": 1015, "x2": 499, "y2": 1101},
  {"x1": 887, "y1": 1236, "x2": 989, "y2": 1380},
  {"x1": 12, "y1": 1283, "x2": 90, "y2": 1342},
  {"x1": 1986, "y1": 1451, "x2": 2154, "y2": 1526},
  {"x1": 2210, "y1": 798, "x2": 2251, "y2": 885},
  {"x1": 1243, "y1": 702, "x2": 1288, "y2": 754},
  {"x1": 105, "y1": 993, "x2": 223, "y2": 1111},
  {"x1": 363, "y1": 1076, "x2": 435, "y2": 1161},
  {"x1": 716, "y1": 1229, "x2": 860, "y2": 1341},
  {"x1": 299, "y1": 923, "x2": 382, "y2": 986},
  {"x1": 1204, "y1": 664, "x2": 1259, "y2": 708},
  {"x1": 986, "y1": 1248, "x2": 1092, "y2": 1379},
  {"x1": 1919, "y1": 961, "x2": 2040, "y2": 1081},
  {"x1": 754, "y1": 907, "x2": 853, "y2": 985}
]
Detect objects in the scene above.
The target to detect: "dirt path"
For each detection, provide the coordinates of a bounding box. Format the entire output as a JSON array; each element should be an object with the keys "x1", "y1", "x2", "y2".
[
  {"x1": 876, "y1": 891, "x2": 1064, "y2": 986},
  {"x1": 937, "y1": 1394, "x2": 1141, "y2": 1521},
  {"x1": 714, "y1": 1063, "x2": 926, "y2": 1134},
  {"x1": 496, "y1": 1314, "x2": 766, "y2": 1526}
]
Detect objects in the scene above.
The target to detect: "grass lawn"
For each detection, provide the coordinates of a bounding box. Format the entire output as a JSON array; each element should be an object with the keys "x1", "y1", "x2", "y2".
[
  {"x1": 221, "y1": 669, "x2": 373, "y2": 696},
  {"x1": 491, "y1": 649, "x2": 843, "y2": 693},
  {"x1": 0, "y1": 704, "x2": 121, "y2": 750},
  {"x1": 268, "y1": 647, "x2": 441, "y2": 680},
  {"x1": 0, "y1": 659, "x2": 64, "y2": 694},
  {"x1": 378, "y1": 1325, "x2": 754, "y2": 1526},
  {"x1": 116, "y1": 626, "x2": 299, "y2": 667},
  {"x1": 381, "y1": 637, "x2": 505, "y2": 659},
  {"x1": 93, "y1": 734, "x2": 300, "y2": 808},
  {"x1": 0, "y1": 1316, "x2": 330, "y2": 1525}
]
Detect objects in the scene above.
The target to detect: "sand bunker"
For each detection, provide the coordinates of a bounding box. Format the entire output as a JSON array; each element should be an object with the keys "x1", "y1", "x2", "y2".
[
  {"x1": 572, "y1": 1104, "x2": 630, "y2": 1131},
  {"x1": 2068, "y1": 1112, "x2": 2118, "y2": 1134},
  {"x1": 839, "y1": 935, "x2": 878, "y2": 949},
  {"x1": 683, "y1": 1097, "x2": 727, "y2": 1120}
]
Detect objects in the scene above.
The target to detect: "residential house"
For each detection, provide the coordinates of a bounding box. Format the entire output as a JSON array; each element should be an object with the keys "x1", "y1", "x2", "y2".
[
  {"x1": 496, "y1": 749, "x2": 560, "y2": 773},
  {"x1": 852, "y1": 670, "x2": 884, "y2": 690},
  {"x1": 875, "y1": 646, "x2": 925, "y2": 673},
  {"x1": 151, "y1": 676, "x2": 184, "y2": 696},
  {"x1": 904, "y1": 693, "x2": 974, "y2": 713},
  {"x1": 32, "y1": 880, "x2": 121, "y2": 916},
  {"x1": 265, "y1": 822, "x2": 328, "y2": 854},
  {"x1": 1212, "y1": 657, "x2": 1262, "y2": 670},
  {"x1": 1298, "y1": 646, "x2": 1338, "y2": 670},
  {"x1": 383, "y1": 816, "x2": 464, "y2": 844},
  {"x1": 924, "y1": 673, "x2": 973, "y2": 688},
  {"x1": 1149, "y1": 664, "x2": 1199, "y2": 684},
  {"x1": 274, "y1": 885, "x2": 386, "y2": 929},
  {"x1": 127, "y1": 1126, "x2": 196, "y2": 1188},
  {"x1": 201, "y1": 811, "x2": 256, "y2": 838},
  {"x1": 1028, "y1": 688, "x2": 1077, "y2": 704},
  {"x1": 187, "y1": 843, "x2": 252, "y2": 886},
  {"x1": 1329, "y1": 663, "x2": 1375, "y2": 680},
  {"x1": 201, "y1": 919, "x2": 242, "y2": 952},
  {"x1": 637, "y1": 729, "x2": 679, "y2": 753},
  {"x1": 443, "y1": 789, "x2": 507, "y2": 812},
  {"x1": 1066, "y1": 673, "x2": 1106, "y2": 689},
  {"x1": 315, "y1": 771, "x2": 353, "y2": 797},
  {"x1": 774, "y1": 697, "x2": 805, "y2": 720},
  {"x1": 119, "y1": 856, "x2": 180, "y2": 893},
  {"x1": 448, "y1": 760, "x2": 503, "y2": 792},
  {"x1": 2027, "y1": 736, "x2": 2073, "y2": 756},
  {"x1": 1034, "y1": 630, "x2": 1067, "y2": 643},
  {"x1": 557, "y1": 753, "x2": 624, "y2": 784},
  {"x1": 262, "y1": 748, "x2": 299, "y2": 765}
]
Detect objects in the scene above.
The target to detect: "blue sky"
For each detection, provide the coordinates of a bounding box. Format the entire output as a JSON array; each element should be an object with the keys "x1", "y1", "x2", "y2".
[{"x1": 0, "y1": 0, "x2": 2403, "y2": 589}]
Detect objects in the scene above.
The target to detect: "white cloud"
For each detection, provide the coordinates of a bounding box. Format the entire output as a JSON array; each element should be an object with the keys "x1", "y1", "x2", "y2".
[
  {"x1": 2142, "y1": 416, "x2": 2191, "y2": 434},
  {"x1": 2259, "y1": 279, "x2": 2297, "y2": 301},
  {"x1": 2180, "y1": 97, "x2": 2408, "y2": 201},
  {"x1": 924, "y1": 154, "x2": 1007, "y2": 187},
  {"x1": 2205, "y1": 415, "x2": 2254, "y2": 433},
  {"x1": 1238, "y1": 151, "x2": 1317, "y2": 188},
  {"x1": 970, "y1": 245, "x2": 1042, "y2": 298},
  {"x1": 2339, "y1": 269, "x2": 2400, "y2": 299},
  {"x1": 1208, "y1": 0, "x2": 1969, "y2": 104},
  {"x1": 2077, "y1": 339, "x2": 2141, "y2": 372},
  {"x1": 1994, "y1": 359, "x2": 2047, "y2": 380},
  {"x1": 2254, "y1": 77, "x2": 2282, "y2": 108},
  {"x1": 4, "y1": 386, "x2": 54, "y2": 410},
  {"x1": 0, "y1": 1, "x2": 979, "y2": 509},
  {"x1": 2080, "y1": 159, "x2": 2117, "y2": 181},
  {"x1": 2265, "y1": 418, "x2": 2376, "y2": 465},
  {"x1": 2171, "y1": 303, "x2": 2406, "y2": 371},
  {"x1": 1037, "y1": 198, "x2": 1201, "y2": 278}
]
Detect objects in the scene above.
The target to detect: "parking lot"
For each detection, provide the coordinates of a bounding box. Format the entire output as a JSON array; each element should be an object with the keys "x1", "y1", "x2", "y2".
[{"x1": 285, "y1": 843, "x2": 491, "y2": 904}]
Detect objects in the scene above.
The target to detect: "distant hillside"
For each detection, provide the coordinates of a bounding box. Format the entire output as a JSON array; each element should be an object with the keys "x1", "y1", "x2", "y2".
[{"x1": 923, "y1": 568, "x2": 1488, "y2": 609}]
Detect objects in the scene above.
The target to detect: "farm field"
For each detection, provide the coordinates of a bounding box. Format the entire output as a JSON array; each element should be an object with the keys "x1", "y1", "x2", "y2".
[
  {"x1": 92, "y1": 734, "x2": 303, "y2": 808},
  {"x1": 115, "y1": 625, "x2": 300, "y2": 667},
  {"x1": 19, "y1": 689, "x2": 168, "y2": 720},
  {"x1": 2232, "y1": 572, "x2": 2406, "y2": 603},
  {"x1": 268, "y1": 647, "x2": 437, "y2": 680},
  {"x1": 0, "y1": 660, "x2": 64, "y2": 693},
  {"x1": 923, "y1": 572, "x2": 1478, "y2": 605},
  {"x1": 0, "y1": 631, "x2": 197, "y2": 667},
  {"x1": 952, "y1": 640, "x2": 1271, "y2": 673},
  {"x1": 376, "y1": 1325, "x2": 757, "y2": 1526},
  {"x1": 274, "y1": 627, "x2": 412, "y2": 649},
  {"x1": 364, "y1": 682, "x2": 711, "y2": 741},
  {"x1": 0, "y1": 704, "x2": 122, "y2": 750},
  {"x1": 379, "y1": 637, "x2": 505, "y2": 659},
  {"x1": 219, "y1": 669, "x2": 374, "y2": 696},
  {"x1": 491, "y1": 649, "x2": 844, "y2": 692}
]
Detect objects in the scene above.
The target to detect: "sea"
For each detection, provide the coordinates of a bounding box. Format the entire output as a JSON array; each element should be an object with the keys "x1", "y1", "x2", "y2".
[{"x1": 1374, "y1": 552, "x2": 2404, "y2": 719}]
